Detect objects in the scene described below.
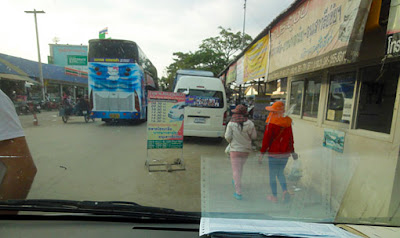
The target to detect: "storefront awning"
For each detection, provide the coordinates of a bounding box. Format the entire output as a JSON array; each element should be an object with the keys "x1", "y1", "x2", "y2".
[{"x1": 0, "y1": 73, "x2": 38, "y2": 84}]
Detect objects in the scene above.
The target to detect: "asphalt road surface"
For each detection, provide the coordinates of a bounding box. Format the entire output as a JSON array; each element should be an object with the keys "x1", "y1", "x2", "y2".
[{"x1": 19, "y1": 111, "x2": 227, "y2": 212}]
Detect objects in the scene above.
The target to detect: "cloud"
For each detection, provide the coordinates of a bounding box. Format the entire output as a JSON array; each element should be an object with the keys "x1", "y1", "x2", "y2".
[{"x1": 1, "y1": 0, "x2": 293, "y2": 77}]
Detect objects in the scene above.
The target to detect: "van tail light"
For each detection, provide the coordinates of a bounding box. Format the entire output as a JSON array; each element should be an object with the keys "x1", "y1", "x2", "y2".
[
  {"x1": 223, "y1": 111, "x2": 228, "y2": 126},
  {"x1": 134, "y1": 91, "x2": 140, "y2": 112}
]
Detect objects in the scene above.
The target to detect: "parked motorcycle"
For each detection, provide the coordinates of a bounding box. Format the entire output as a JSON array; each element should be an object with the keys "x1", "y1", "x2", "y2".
[
  {"x1": 14, "y1": 101, "x2": 41, "y2": 115},
  {"x1": 42, "y1": 99, "x2": 60, "y2": 111}
]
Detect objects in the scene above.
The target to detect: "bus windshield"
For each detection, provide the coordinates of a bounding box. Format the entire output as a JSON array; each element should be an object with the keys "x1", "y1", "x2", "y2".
[{"x1": 88, "y1": 40, "x2": 138, "y2": 60}]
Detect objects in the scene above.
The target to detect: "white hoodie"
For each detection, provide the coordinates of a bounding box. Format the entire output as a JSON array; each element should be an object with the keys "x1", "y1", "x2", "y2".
[{"x1": 225, "y1": 120, "x2": 257, "y2": 153}]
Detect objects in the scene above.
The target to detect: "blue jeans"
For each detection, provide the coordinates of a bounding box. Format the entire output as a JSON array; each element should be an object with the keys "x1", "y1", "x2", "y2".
[{"x1": 268, "y1": 157, "x2": 289, "y2": 197}]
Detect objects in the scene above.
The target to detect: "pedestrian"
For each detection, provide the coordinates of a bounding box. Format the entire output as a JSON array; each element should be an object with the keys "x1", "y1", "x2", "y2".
[
  {"x1": 225, "y1": 104, "x2": 257, "y2": 200},
  {"x1": 0, "y1": 89, "x2": 37, "y2": 212},
  {"x1": 259, "y1": 101, "x2": 298, "y2": 203}
]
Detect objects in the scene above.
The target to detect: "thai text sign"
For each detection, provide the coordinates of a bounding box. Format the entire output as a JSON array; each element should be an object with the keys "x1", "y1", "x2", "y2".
[
  {"x1": 244, "y1": 34, "x2": 269, "y2": 82},
  {"x1": 186, "y1": 95, "x2": 221, "y2": 108},
  {"x1": 269, "y1": 0, "x2": 363, "y2": 80},
  {"x1": 147, "y1": 91, "x2": 185, "y2": 149},
  {"x1": 67, "y1": 55, "x2": 88, "y2": 66}
]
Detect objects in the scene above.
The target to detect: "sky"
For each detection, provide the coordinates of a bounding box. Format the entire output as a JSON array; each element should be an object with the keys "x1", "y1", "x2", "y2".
[{"x1": 1, "y1": 0, "x2": 293, "y2": 77}]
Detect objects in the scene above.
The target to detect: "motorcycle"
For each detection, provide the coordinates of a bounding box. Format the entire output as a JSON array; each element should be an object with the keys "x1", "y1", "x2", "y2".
[
  {"x1": 14, "y1": 101, "x2": 41, "y2": 115},
  {"x1": 59, "y1": 100, "x2": 94, "y2": 123},
  {"x1": 42, "y1": 99, "x2": 60, "y2": 111}
]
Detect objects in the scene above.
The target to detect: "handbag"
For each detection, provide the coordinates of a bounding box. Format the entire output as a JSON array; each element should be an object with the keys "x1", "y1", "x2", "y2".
[
  {"x1": 225, "y1": 144, "x2": 231, "y2": 155},
  {"x1": 288, "y1": 159, "x2": 302, "y2": 181}
]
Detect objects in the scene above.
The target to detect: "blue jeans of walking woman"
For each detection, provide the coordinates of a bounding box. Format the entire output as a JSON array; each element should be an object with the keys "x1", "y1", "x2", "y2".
[{"x1": 268, "y1": 157, "x2": 289, "y2": 197}]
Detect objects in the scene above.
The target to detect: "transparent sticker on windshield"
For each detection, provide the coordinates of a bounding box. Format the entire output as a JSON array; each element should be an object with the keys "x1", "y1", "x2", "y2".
[{"x1": 201, "y1": 150, "x2": 359, "y2": 223}]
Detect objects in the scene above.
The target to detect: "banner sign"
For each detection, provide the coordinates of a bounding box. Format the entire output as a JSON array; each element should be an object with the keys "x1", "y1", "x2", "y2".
[
  {"x1": 67, "y1": 55, "x2": 87, "y2": 66},
  {"x1": 236, "y1": 56, "x2": 245, "y2": 85},
  {"x1": 323, "y1": 128, "x2": 345, "y2": 153},
  {"x1": 387, "y1": 0, "x2": 400, "y2": 55},
  {"x1": 226, "y1": 63, "x2": 237, "y2": 85},
  {"x1": 185, "y1": 95, "x2": 221, "y2": 108},
  {"x1": 268, "y1": 0, "x2": 366, "y2": 80},
  {"x1": 244, "y1": 34, "x2": 269, "y2": 82},
  {"x1": 147, "y1": 91, "x2": 185, "y2": 149},
  {"x1": 89, "y1": 58, "x2": 134, "y2": 63},
  {"x1": 65, "y1": 67, "x2": 88, "y2": 78}
]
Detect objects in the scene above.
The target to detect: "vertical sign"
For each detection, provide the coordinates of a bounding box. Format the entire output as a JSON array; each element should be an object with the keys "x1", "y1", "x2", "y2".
[
  {"x1": 147, "y1": 91, "x2": 185, "y2": 149},
  {"x1": 236, "y1": 56, "x2": 245, "y2": 85},
  {"x1": 226, "y1": 63, "x2": 237, "y2": 85},
  {"x1": 243, "y1": 34, "x2": 269, "y2": 82}
]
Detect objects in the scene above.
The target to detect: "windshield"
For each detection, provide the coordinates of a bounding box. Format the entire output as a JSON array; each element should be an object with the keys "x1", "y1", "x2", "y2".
[
  {"x1": 178, "y1": 88, "x2": 225, "y2": 108},
  {"x1": 1, "y1": 0, "x2": 400, "y2": 231}
]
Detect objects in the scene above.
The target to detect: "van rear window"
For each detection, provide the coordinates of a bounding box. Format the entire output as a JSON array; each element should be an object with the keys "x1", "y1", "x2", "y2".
[{"x1": 177, "y1": 89, "x2": 224, "y2": 108}]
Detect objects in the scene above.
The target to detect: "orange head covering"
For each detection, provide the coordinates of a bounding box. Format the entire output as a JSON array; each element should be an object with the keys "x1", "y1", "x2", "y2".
[{"x1": 265, "y1": 101, "x2": 292, "y2": 128}]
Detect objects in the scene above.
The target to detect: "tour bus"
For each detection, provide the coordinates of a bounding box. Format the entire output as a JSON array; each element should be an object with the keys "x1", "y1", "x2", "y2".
[
  {"x1": 174, "y1": 75, "x2": 227, "y2": 138},
  {"x1": 88, "y1": 39, "x2": 158, "y2": 123}
]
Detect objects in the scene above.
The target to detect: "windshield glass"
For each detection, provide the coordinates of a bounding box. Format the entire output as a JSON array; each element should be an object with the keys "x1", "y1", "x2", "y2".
[
  {"x1": 178, "y1": 88, "x2": 224, "y2": 108},
  {"x1": 1, "y1": 0, "x2": 400, "y2": 230}
]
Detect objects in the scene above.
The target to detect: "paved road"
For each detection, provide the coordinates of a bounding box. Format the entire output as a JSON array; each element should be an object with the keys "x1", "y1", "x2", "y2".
[
  {"x1": 19, "y1": 111, "x2": 327, "y2": 220},
  {"x1": 19, "y1": 111, "x2": 227, "y2": 212}
]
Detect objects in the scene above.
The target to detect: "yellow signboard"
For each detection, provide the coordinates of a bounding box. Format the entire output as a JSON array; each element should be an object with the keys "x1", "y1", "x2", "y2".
[{"x1": 244, "y1": 34, "x2": 269, "y2": 83}]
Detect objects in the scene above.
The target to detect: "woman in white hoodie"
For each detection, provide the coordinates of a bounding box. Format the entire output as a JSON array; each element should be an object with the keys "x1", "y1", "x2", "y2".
[{"x1": 225, "y1": 104, "x2": 257, "y2": 200}]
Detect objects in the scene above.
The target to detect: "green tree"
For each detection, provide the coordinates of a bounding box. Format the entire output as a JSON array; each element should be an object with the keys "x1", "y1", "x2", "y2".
[
  {"x1": 163, "y1": 26, "x2": 252, "y2": 91},
  {"x1": 200, "y1": 26, "x2": 252, "y2": 63}
]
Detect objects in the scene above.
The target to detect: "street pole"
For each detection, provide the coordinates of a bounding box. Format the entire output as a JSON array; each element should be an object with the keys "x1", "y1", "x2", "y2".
[
  {"x1": 25, "y1": 9, "x2": 45, "y2": 101},
  {"x1": 241, "y1": 0, "x2": 247, "y2": 50}
]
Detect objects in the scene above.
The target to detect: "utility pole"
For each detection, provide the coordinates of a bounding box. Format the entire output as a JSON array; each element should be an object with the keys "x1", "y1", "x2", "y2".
[
  {"x1": 25, "y1": 9, "x2": 45, "y2": 100},
  {"x1": 241, "y1": 0, "x2": 247, "y2": 50}
]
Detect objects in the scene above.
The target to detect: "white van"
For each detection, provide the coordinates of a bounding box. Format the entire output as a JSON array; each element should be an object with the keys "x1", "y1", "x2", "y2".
[{"x1": 174, "y1": 76, "x2": 227, "y2": 138}]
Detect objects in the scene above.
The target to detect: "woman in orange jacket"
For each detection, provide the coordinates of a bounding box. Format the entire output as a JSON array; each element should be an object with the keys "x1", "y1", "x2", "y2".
[{"x1": 260, "y1": 101, "x2": 298, "y2": 203}]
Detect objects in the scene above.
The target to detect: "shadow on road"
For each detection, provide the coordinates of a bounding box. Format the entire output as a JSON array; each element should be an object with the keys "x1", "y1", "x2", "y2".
[
  {"x1": 99, "y1": 120, "x2": 146, "y2": 127},
  {"x1": 184, "y1": 136, "x2": 226, "y2": 146}
]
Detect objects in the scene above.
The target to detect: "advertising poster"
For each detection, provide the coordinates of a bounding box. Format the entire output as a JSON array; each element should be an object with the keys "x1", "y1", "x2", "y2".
[
  {"x1": 226, "y1": 63, "x2": 237, "y2": 85},
  {"x1": 186, "y1": 95, "x2": 221, "y2": 108},
  {"x1": 323, "y1": 128, "x2": 345, "y2": 153},
  {"x1": 268, "y1": 0, "x2": 366, "y2": 80},
  {"x1": 50, "y1": 44, "x2": 88, "y2": 72},
  {"x1": 236, "y1": 56, "x2": 245, "y2": 85},
  {"x1": 147, "y1": 91, "x2": 185, "y2": 149},
  {"x1": 244, "y1": 34, "x2": 269, "y2": 82}
]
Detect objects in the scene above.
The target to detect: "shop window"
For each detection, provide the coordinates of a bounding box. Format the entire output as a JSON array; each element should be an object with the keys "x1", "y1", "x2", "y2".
[
  {"x1": 289, "y1": 81, "x2": 304, "y2": 115},
  {"x1": 303, "y1": 78, "x2": 321, "y2": 118},
  {"x1": 326, "y1": 72, "x2": 356, "y2": 124},
  {"x1": 356, "y1": 63, "x2": 399, "y2": 134}
]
